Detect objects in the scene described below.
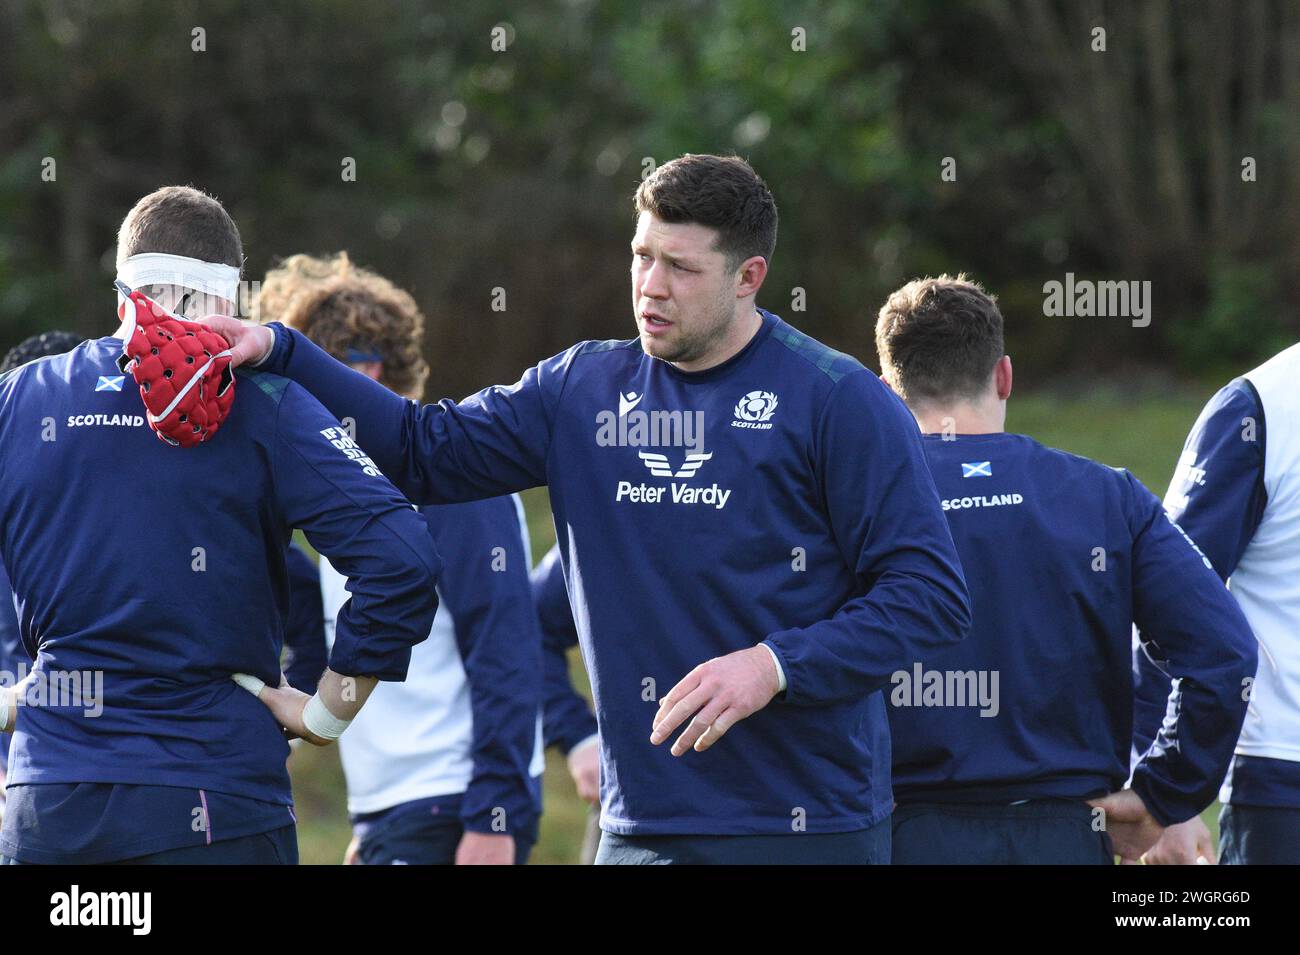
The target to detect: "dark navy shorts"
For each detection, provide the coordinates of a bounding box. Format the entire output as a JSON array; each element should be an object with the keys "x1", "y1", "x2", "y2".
[
  {"x1": 593, "y1": 816, "x2": 890, "y2": 865},
  {"x1": 356, "y1": 804, "x2": 538, "y2": 865},
  {"x1": 1, "y1": 825, "x2": 298, "y2": 865},
  {"x1": 891, "y1": 799, "x2": 1113, "y2": 865},
  {"x1": 1219, "y1": 804, "x2": 1300, "y2": 865}
]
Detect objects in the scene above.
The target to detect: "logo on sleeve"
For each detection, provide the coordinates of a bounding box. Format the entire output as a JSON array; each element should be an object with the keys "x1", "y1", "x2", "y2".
[
  {"x1": 961, "y1": 461, "x2": 992, "y2": 478},
  {"x1": 95, "y1": 375, "x2": 125, "y2": 392},
  {"x1": 732, "y1": 391, "x2": 778, "y2": 429},
  {"x1": 320, "y1": 426, "x2": 383, "y2": 478},
  {"x1": 1171, "y1": 448, "x2": 1207, "y2": 487}
]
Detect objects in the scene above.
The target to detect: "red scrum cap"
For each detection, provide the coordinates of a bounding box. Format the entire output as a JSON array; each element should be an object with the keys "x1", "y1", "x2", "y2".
[{"x1": 114, "y1": 281, "x2": 236, "y2": 447}]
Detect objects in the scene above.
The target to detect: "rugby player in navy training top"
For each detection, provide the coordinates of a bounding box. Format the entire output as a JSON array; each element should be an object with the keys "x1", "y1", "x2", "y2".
[
  {"x1": 266, "y1": 252, "x2": 547, "y2": 865},
  {"x1": 0, "y1": 332, "x2": 84, "y2": 805},
  {"x1": 0, "y1": 186, "x2": 440, "y2": 864},
  {"x1": 1137, "y1": 340, "x2": 1300, "y2": 865},
  {"x1": 201, "y1": 154, "x2": 972, "y2": 865},
  {"x1": 874, "y1": 275, "x2": 1257, "y2": 864}
]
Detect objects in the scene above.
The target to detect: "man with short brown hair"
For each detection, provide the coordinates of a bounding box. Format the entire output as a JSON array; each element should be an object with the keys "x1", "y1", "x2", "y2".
[
  {"x1": 875, "y1": 275, "x2": 1006, "y2": 405},
  {"x1": 204, "y1": 154, "x2": 972, "y2": 864},
  {"x1": 875, "y1": 274, "x2": 1256, "y2": 864},
  {"x1": 115, "y1": 184, "x2": 244, "y2": 321},
  {"x1": 0, "y1": 187, "x2": 439, "y2": 864}
]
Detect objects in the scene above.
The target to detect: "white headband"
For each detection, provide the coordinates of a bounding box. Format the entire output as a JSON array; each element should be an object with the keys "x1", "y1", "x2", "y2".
[{"x1": 116, "y1": 252, "x2": 241, "y2": 303}]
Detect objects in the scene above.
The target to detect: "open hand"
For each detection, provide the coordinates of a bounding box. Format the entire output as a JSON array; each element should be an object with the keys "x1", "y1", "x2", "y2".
[{"x1": 650, "y1": 646, "x2": 780, "y2": 756}]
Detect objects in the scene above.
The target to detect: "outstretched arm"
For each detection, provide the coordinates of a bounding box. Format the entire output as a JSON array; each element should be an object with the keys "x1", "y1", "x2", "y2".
[{"x1": 198, "y1": 317, "x2": 560, "y2": 505}]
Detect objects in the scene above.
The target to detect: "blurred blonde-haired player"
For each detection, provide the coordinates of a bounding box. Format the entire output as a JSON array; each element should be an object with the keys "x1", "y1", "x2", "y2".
[{"x1": 264, "y1": 253, "x2": 587, "y2": 864}]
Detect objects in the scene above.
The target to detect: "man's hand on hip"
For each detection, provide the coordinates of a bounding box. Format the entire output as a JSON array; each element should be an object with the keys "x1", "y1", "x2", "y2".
[
  {"x1": 232, "y1": 672, "x2": 330, "y2": 746},
  {"x1": 1087, "y1": 789, "x2": 1166, "y2": 863},
  {"x1": 650, "y1": 646, "x2": 781, "y2": 756}
]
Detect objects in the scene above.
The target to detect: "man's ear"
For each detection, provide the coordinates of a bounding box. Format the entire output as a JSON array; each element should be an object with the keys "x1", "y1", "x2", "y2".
[
  {"x1": 994, "y1": 355, "x2": 1013, "y2": 401},
  {"x1": 734, "y1": 255, "x2": 768, "y2": 299}
]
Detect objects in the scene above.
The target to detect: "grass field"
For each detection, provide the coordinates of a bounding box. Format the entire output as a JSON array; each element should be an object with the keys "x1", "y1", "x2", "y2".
[{"x1": 290, "y1": 388, "x2": 1220, "y2": 863}]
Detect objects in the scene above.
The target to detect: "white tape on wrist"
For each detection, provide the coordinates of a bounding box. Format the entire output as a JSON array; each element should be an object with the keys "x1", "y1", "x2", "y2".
[
  {"x1": 302, "y1": 693, "x2": 352, "y2": 741},
  {"x1": 231, "y1": 673, "x2": 266, "y2": 697},
  {"x1": 0, "y1": 689, "x2": 10, "y2": 734}
]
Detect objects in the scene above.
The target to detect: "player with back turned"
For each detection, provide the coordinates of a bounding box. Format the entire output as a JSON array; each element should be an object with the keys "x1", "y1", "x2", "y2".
[
  {"x1": 202, "y1": 154, "x2": 972, "y2": 865},
  {"x1": 0, "y1": 186, "x2": 439, "y2": 864},
  {"x1": 0, "y1": 331, "x2": 84, "y2": 810},
  {"x1": 874, "y1": 275, "x2": 1257, "y2": 864}
]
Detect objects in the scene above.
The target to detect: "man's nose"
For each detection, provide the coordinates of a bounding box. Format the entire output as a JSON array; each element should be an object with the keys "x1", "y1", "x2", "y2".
[{"x1": 639, "y1": 261, "x2": 669, "y2": 299}]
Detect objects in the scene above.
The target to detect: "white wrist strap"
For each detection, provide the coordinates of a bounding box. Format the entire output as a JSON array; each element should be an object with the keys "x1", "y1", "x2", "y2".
[
  {"x1": 303, "y1": 693, "x2": 351, "y2": 741},
  {"x1": 0, "y1": 690, "x2": 11, "y2": 734}
]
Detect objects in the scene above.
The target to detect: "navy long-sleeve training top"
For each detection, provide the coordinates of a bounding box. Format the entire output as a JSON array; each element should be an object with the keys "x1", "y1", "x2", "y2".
[
  {"x1": 257, "y1": 308, "x2": 971, "y2": 835},
  {"x1": 0, "y1": 337, "x2": 439, "y2": 861},
  {"x1": 1139, "y1": 369, "x2": 1300, "y2": 810},
  {"x1": 890, "y1": 432, "x2": 1257, "y2": 826},
  {"x1": 282, "y1": 497, "x2": 544, "y2": 835}
]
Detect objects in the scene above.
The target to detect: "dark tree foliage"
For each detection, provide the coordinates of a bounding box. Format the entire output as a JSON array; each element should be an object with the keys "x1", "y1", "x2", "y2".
[{"x1": 1, "y1": 0, "x2": 1295, "y2": 397}]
